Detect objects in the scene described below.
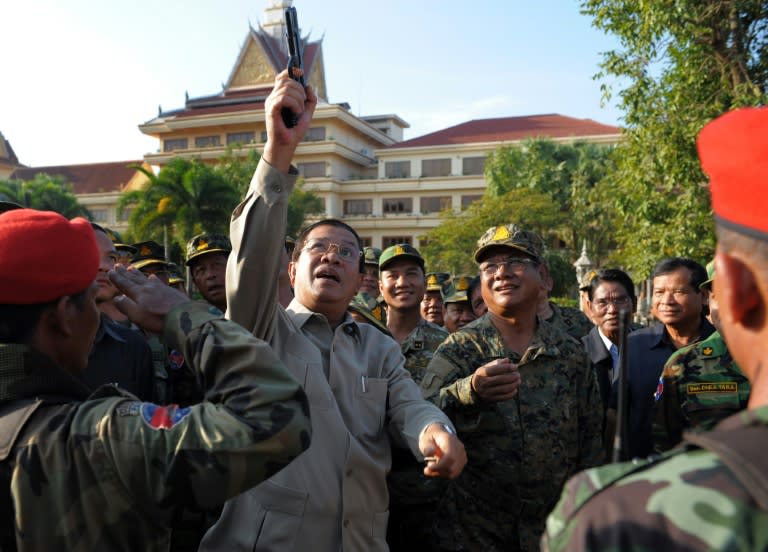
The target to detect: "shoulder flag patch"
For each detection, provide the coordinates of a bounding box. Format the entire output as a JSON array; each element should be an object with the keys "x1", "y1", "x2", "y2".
[{"x1": 140, "y1": 403, "x2": 192, "y2": 430}]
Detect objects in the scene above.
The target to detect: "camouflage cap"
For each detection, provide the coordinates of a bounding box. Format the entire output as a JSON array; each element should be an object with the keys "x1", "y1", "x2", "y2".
[
  {"x1": 379, "y1": 243, "x2": 425, "y2": 271},
  {"x1": 700, "y1": 259, "x2": 715, "y2": 289},
  {"x1": 425, "y1": 271, "x2": 451, "y2": 292},
  {"x1": 579, "y1": 269, "x2": 598, "y2": 292},
  {"x1": 363, "y1": 247, "x2": 382, "y2": 266},
  {"x1": 130, "y1": 240, "x2": 167, "y2": 271},
  {"x1": 474, "y1": 223, "x2": 545, "y2": 263},
  {"x1": 185, "y1": 233, "x2": 232, "y2": 266},
  {"x1": 349, "y1": 291, "x2": 391, "y2": 336},
  {"x1": 443, "y1": 274, "x2": 473, "y2": 303}
]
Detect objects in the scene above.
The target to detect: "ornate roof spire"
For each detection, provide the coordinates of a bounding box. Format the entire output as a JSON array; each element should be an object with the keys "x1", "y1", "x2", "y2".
[{"x1": 262, "y1": 0, "x2": 294, "y2": 41}]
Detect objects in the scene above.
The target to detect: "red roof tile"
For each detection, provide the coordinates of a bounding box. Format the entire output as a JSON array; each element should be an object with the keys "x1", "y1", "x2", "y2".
[
  {"x1": 10, "y1": 161, "x2": 143, "y2": 194},
  {"x1": 388, "y1": 114, "x2": 621, "y2": 149}
]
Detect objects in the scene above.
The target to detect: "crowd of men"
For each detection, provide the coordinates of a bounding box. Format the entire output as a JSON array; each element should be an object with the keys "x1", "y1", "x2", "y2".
[{"x1": 0, "y1": 70, "x2": 766, "y2": 551}]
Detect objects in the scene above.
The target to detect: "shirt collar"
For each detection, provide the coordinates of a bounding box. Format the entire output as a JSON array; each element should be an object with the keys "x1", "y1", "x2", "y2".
[{"x1": 287, "y1": 298, "x2": 361, "y2": 342}]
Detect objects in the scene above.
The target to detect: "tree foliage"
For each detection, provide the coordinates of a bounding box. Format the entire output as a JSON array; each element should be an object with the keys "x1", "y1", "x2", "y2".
[
  {"x1": 118, "y1": 158, "x2": 240, "y2": 250},
  {"x1": 0, "y1": 174, "x2": 90, "y2": 218},
  {"x1": 484, "y1": 138, "x2": 616, "y2": 264},
  {"x1": 582, "y1": 0, "x2": 768, "y2": 277},
  {"x1": 419, "y1": 188, "x2": 564, "y2": 275}
]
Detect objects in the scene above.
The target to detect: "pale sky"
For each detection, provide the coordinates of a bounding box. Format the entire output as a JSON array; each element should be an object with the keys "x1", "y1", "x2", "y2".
[{"x1": 1, "y1": 0, "x2": 623, "y2": 168}]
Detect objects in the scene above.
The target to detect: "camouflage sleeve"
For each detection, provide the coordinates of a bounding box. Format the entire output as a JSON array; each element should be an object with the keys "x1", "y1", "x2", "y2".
[
  {"x1": 226, "y1": 158, "x2": 296, "y2": 339},
  {"x1": 420, "y1": 340, "x2": 480, "y2": 409},
  {"x1": 81, "y1": 301, "x2": 311, "y2": 524}
]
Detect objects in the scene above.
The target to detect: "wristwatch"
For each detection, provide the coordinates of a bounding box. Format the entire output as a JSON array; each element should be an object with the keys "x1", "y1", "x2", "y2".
[{"x1": 440, "y1": 423, "x2": 456, "y2": 436}]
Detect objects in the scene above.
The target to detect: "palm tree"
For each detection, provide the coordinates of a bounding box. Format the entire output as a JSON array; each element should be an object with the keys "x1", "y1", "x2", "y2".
[{"x1": 118, "y1": 158, "x2": 240, "y2": 255}]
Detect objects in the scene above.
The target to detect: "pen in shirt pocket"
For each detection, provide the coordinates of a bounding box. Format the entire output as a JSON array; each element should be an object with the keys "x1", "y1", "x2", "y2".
[{"x1": 361, "y1": 375, "x2": 367, "y2": 393}]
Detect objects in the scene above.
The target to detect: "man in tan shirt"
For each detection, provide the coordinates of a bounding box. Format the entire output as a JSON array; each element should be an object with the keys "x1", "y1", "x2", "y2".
[{"x1": 200, "y1": 71, "x2": 466, "y2": 551}]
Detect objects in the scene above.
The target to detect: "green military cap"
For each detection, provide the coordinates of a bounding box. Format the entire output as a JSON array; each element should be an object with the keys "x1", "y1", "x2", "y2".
[
  {"x1": 474, "y1": 223, "x2": 545, "y2": 263},
  {"x1": 363, "y1": 247, "x2": 382, "y2": 266},
  {"x1": 0, "y1": 200, "x2": 22, "y2": 214},
  {"x1": 700, "y1": 259, "x2": 715, "y2": 289},
  {"x1": 443, "y1": 274, "x2": 473, "y2": 303},
  {"x1": 425, "y1": 271, "x2": 451, "y2": 292},
  {"x1": 579, "y1": 269, "x2": 599, "y2": 292},
  {"x1": 349, "y1": 291, "x2": 391, "y2": 336},
  {"x1": 102, "y1": 227, "x2": 137, "y2": 256},
  {"x1": 379, "y1": 243, "x2": 425, "y2": 271},
  {"x1": 130, "y1": 240, "x2": 167, "y2": 270},
  {"x1": 185, "y1": 233, "x2": 232, "y2": 266}
]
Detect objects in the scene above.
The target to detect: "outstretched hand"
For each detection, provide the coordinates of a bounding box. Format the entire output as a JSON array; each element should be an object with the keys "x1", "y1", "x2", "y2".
[{"x1": 108, "y1": 265, "x2": 190, "y2": 334}]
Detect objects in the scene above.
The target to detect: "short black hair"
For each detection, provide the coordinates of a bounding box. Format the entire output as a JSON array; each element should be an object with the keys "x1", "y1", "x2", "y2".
[
  {"x1": 292, "y1": 219, "x2": 364, "y2": 272},
  {"x1": 587, "y1": 268, "x2": 637, "y2": 307},
  {"x1": 0, "y1": 288, "x2": 89, "y2": 344},
  {"x1": 651, "y1": 257, "x2": 708, "y2": 292}
]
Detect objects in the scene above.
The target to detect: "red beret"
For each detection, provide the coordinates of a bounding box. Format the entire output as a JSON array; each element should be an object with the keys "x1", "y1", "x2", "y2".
[
  {"x1": 0, "y1": 209, "x2": 98, "y2": 304},
  {"x1": 698, "y1": 106, "x2": 768, "y2": 239}
]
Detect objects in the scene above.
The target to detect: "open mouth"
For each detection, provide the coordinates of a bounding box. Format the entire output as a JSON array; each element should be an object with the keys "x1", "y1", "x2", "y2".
[{"x1": 315, "y1": 270, "x2": 340, "y2": 283}]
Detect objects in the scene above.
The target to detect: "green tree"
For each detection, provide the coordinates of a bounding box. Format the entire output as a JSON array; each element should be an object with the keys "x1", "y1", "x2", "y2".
[
  {"x1": 582, "y1": 0, "x2": 768, "y2": 276},
  {"x1": 287, "y1": 178, "x2": 325, "y2": 238},
  {"x1": 0, "y1": 175, "x2": 90, "y2": 218},
  {"x1": 118, "y1": 158, "x2": 240, "y2": 256},
  {"x1": 419, "y1": 188, "x2": 565, "y2": 275},
  {"x1": 484, "y1": 138, "x2": 616, "y2": 263},
  {"x1": 215, "y1": 146, "x2": 324, "y2": 237}
]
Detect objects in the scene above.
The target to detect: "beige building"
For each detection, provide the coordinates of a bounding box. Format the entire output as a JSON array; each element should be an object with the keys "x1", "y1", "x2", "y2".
[
  {"x1": 138, "y1": 1, "x2": 620, "y2": 249},
  {"x1": 0, "y1": 132, "x2": 21, "y2": 180}
]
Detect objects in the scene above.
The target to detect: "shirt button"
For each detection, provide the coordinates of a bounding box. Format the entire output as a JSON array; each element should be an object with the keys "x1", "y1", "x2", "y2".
[
  {"x1": 343, "y1": 519, "x2": 349, "y2": 528},
  {"x1": 272, "y1": 184, "x2": 282, "y2": 193},
  {"x1": 345, "y1": 468, "x2": 353, "y2": 477}
]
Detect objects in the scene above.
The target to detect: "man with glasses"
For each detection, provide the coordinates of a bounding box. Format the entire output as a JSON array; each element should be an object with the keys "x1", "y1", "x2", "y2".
[
  {"x1": 625, "y1": 257, "x2": 715, "y2": 459},
  {"x1": 420, "y1": 223, "x2": 603, "y2": 551},
  {"x1": 200, "y1": 70, "x2": 466, "y2": 552},
  {"x1": 582, "y1": 268, "x2": 638, "y2": 455}
]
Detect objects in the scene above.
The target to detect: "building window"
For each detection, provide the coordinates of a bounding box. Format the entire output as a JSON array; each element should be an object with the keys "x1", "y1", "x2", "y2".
[
  {"x1": 260, "y1": 131, "x2": 268, "y2": 143},
  {"x1": 297, "y1": 162, "x2": 325, "y2": 178},
  {"x1": 195, "y1": 135, "x2": 221, "y2": 148},
  {"x1": 385, "y1": 161, "x2": 410, "y2": 179},
  {"x1": 462, "y1": 156, "x2": 486, "y2": 175},
  {"x1": 90, "y1": 208, "x2": 108, "y2": 222},
  {"x1": 461, "y1": 194, "x2": 483, "y2": 209},
  {"x1": 119, "y1": 207, "x2": 132, "y2": 221},
  {"x1": 421, "y1": 158, "x2": 451, "y2": 177},
  {"x1": 304, "y1": 127, "x2": 326, "y2": 142},
  {"x1": 382, "y1": 236, "x2": 412, "y2": 247},
  {"x1": 343, "y1": 199, "x2": 372, "y2": 215},
  {"x1": 383, "y1": 197, "x2": 412, "y2": 214},
  {"x1": 359, "y1": 236, "x2": 372, "y2": 247},
  {"x1": 227, "y1": 132, "x2": 255, "y2": 145},
  {"x1": 420, "y1": 196, "x2": 451, "y2": 213},
  {"x1": 163, "y1": 138, "x2": 188, "y2": 153}
]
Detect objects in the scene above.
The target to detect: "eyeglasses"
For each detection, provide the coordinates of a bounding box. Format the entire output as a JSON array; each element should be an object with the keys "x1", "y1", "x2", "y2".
[
  {"x1": 302, "y1": 238, "x2": 360, "y2": 263},
  {"x1": 592, "y1": 296, "x2": 632, "y2": 311},
  {"x1": 479, "y1": 257, "x2": 538, "y2": 276}
]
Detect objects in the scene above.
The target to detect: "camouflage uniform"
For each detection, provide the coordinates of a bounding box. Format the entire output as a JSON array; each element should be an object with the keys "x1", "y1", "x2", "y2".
[
  {"x1": 387, "y1": 318, "x2": 449, "y2": 550},
  {"x1": 420, "y1": 315, "x2": 604, "y2": 551},
  {"x1": 652, "y1": 330, "x2": 750, "y2": 452},
  {"x1": 546, "y1": 302, "x2": 593, "y2": 340},
  {"x1": 0, "y1": 302, "x2": 310, "y2": 551},
  {"x1": 543, "y1": 406, "x2": 768, "y2": 551}
]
